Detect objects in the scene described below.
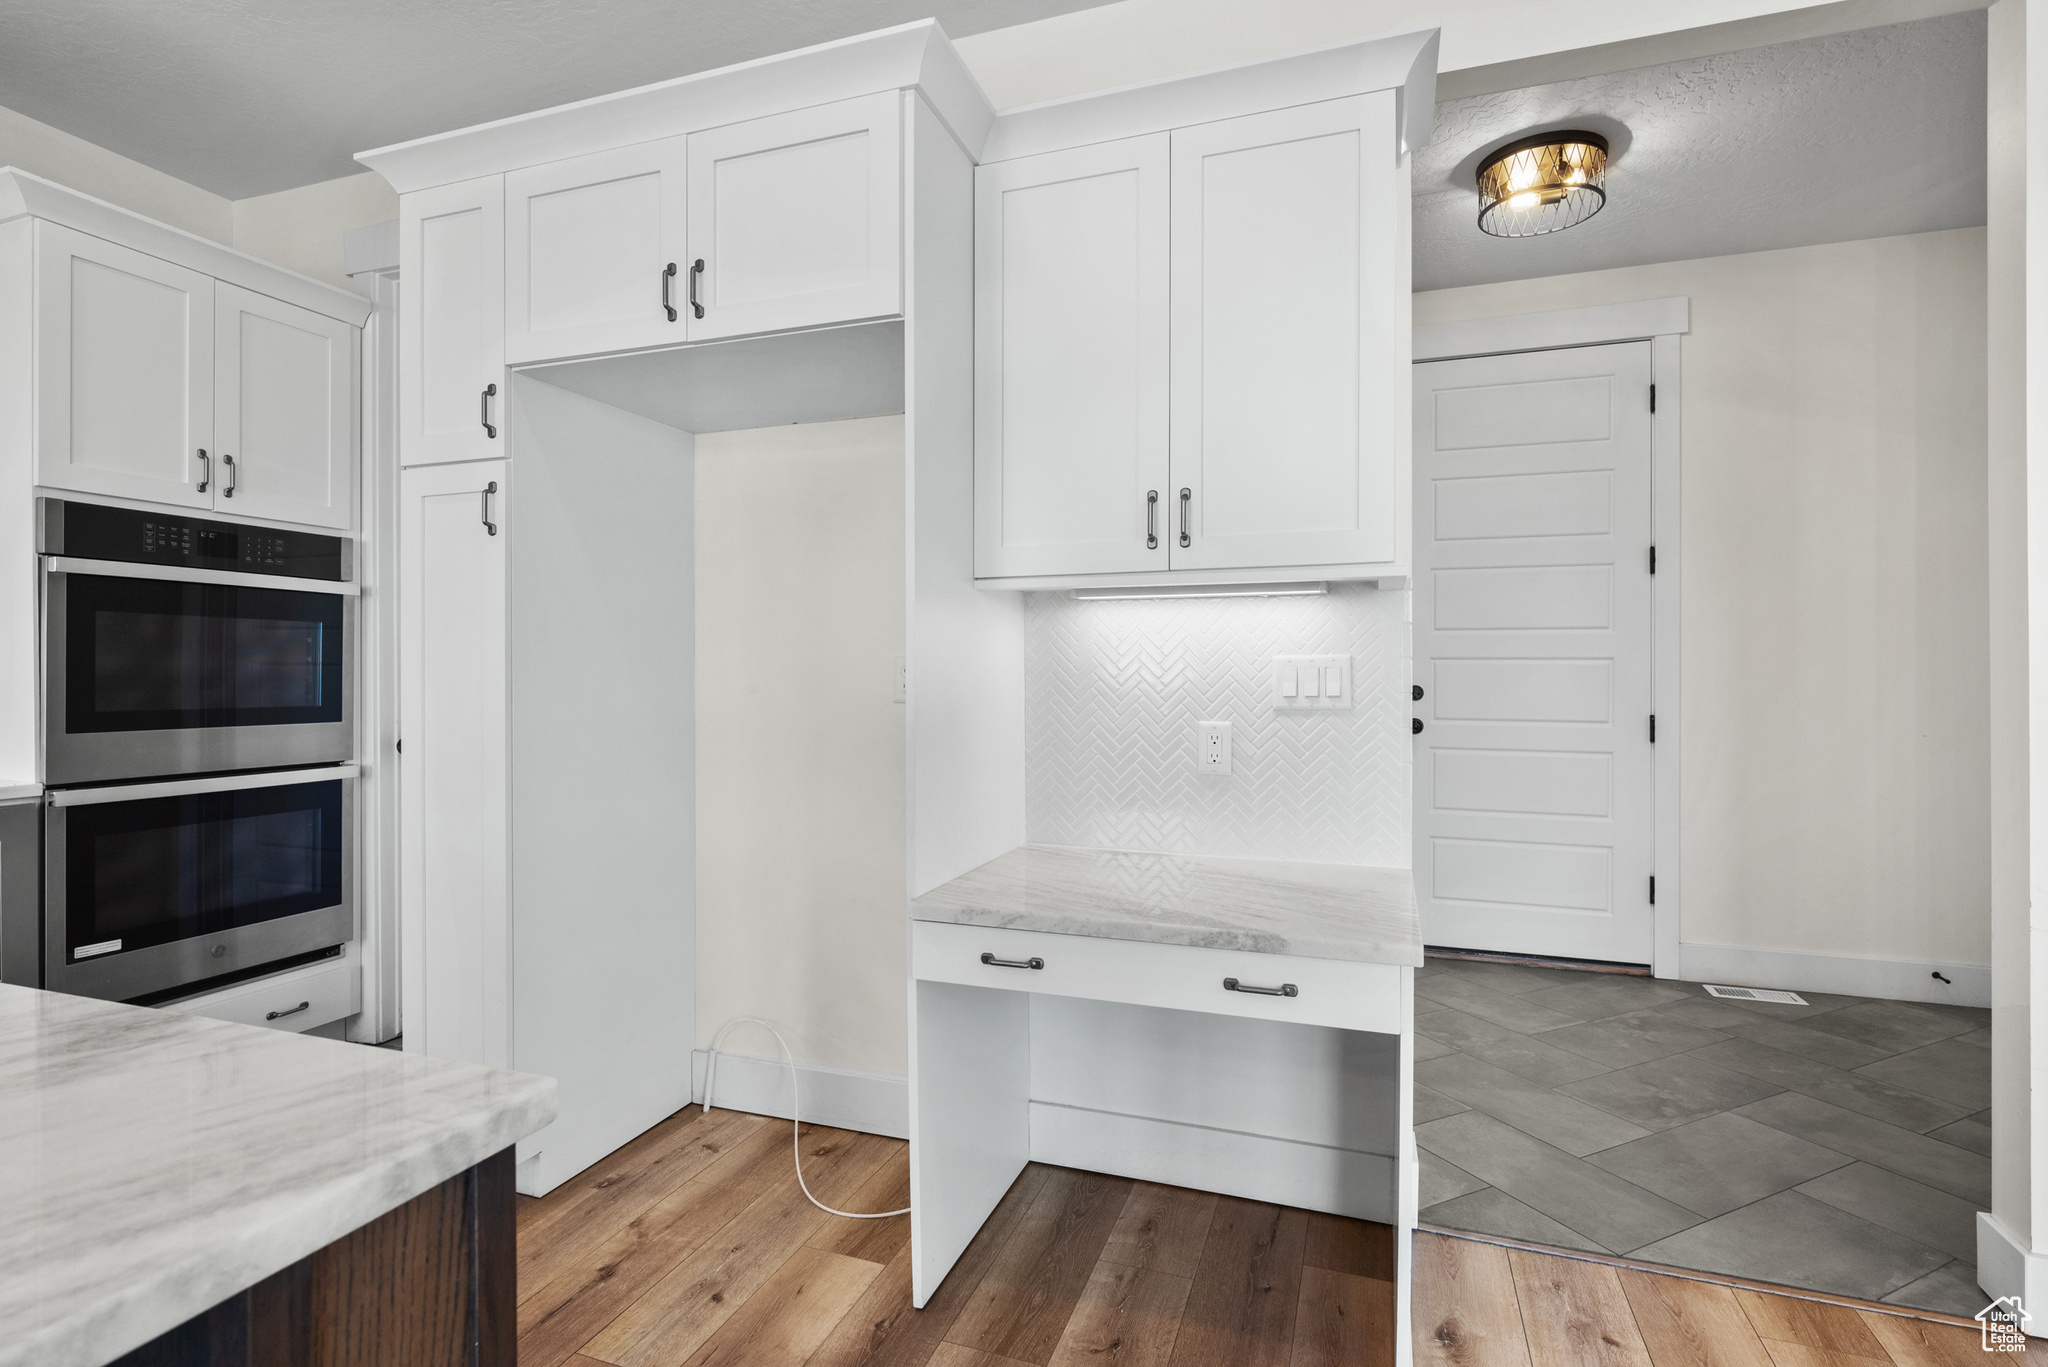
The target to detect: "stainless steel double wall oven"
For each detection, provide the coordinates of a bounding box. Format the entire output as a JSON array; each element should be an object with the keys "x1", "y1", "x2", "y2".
[{"x1": 20, "y1": 499, "x2": 358, "y2": 1003}]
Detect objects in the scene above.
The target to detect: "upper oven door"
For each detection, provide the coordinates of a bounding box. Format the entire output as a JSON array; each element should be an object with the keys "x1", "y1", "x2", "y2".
[{"x1": 43, "y1": 560, "x2": 356, "y2": 785}]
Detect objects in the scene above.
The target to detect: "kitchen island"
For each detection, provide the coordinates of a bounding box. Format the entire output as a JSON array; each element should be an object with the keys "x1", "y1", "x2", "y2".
[
  {"x1": 907, "y1": 843, "x2": 1422, "y2": 1361},
  {"x1": 0, "y1": 984, "x2": 555, "y2": 1367}
]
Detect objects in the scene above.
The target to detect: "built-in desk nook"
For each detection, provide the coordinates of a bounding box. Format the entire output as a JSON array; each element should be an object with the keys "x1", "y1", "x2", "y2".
[{"x1": 908, "y1": 845, "x2": 1421, "y2": 1346}]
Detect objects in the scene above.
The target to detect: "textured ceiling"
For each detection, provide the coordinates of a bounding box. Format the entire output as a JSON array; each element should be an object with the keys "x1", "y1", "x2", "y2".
[
  {"x1": 0, "y1": 0, "x2": 1112, "y2": 198},
  {"x1": 1415, "y1": 11, "x2": 1987, "y2": 292}
]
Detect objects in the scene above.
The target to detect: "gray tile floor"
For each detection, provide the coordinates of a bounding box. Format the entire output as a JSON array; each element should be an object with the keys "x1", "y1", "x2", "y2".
[{"x1": 1413, "y1": 954, "x2": 1992, "y2": 1317}]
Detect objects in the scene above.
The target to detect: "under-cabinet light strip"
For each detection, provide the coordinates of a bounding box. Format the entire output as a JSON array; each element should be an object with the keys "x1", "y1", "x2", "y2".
[{"x1": 1067, "y1": 582, "x2": 1329, "y2": 602}]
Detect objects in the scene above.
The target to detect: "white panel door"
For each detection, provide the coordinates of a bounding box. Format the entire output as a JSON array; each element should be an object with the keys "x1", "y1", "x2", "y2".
[
  {"x1": 399, "y1": 460, "x2": 509, "y2": 1066},
  {"x1": 35, "y1": 221, "x2": 214, "y2": 508},
  {"x1": 1414, "y1": 343, "x2": 1655, "y2": 964},
  {"x1": 1169, "y1": 93, "x2": 1402, "y2": 572},
  {"x1": 401, "y1": 175, "x2": 505, "y2": 466},
  {"x1": 214, "y1": 283, "x2": 355, "y2": 529},
  {"x1": 504, "y1": 139, "x2": 688, "y2": 363},
  {"x1": 975, "y1": 134, "x2": 1169, "y2": 579},
  {"x1": 686, "y1": 92, "x2": 901, "y2": 340}
]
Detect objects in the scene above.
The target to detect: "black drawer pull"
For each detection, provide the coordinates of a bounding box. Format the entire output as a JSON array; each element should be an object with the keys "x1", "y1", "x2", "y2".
[
  {"x1": 1224, "y1": 977, "x2": 1297, "y2": 998},
  {"x1": 266, "y1": 1000, "x2": 311, "y2": 1021},
  {"x1": 981, "y1": 952, "x2": 1044, "y2": 970}
]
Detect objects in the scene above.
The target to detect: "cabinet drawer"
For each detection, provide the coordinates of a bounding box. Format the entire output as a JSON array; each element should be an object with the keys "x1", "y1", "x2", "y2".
[
  {"x1": 911, "y1": 920, "x2": 1404, "y2": 1035},
  {"x1": 164, "y1": 955, "x2": 360, "y2": 1033}
]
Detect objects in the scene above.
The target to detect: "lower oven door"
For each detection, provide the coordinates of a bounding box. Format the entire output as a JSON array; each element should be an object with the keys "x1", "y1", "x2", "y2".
[
  {"x1": 44, "y1": 767, "x2": 355, "y2": 1002},
  {"x1": 42, "y1": 559, "x2": 355, "y2": 785}
]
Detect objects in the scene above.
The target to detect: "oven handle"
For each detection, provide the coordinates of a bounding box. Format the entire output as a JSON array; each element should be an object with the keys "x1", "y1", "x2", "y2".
[
  {"x1": 45, "y1": 556, "x2": 359, "y2": 596},
  {"x1": 49, "y1": 765, "x2": 360, "y2": 807}
]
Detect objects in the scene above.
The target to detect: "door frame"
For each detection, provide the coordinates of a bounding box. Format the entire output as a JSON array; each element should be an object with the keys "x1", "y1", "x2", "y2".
[{"x1": 1413, "y1": 297, "x2": 1688, "y2": 977}]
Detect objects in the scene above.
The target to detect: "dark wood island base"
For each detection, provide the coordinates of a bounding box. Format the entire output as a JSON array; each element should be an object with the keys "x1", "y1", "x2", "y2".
[{"x1": 112, "y1": 1148, "x2": 514, "y2": 1367}]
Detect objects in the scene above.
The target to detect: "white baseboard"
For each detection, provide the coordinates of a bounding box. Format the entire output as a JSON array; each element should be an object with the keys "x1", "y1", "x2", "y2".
[
  {"x1": 1028, "y1": 1101, "x2": 1396, "y2": 1223},
  {"x1": 1977, "y1": 1212, "x2": 2046, "y2": 1332},
  {"x1": 1675, "y1": 942, "x2": 1990, "y2": 1008},
  {"x1": 690, "y1": 1049, "x2": 909, "y2": 1140}
]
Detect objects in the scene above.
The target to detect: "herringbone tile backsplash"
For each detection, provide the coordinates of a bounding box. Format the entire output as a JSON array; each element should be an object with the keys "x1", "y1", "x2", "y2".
[{"x1": 1024, "y1": 585, "x2": 1410, "y2": 866}]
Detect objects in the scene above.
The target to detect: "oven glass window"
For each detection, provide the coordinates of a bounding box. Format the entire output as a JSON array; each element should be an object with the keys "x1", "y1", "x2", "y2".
[
  {"x1": 64, "y1": 780, "x2": 344, "y2": 960},
  {"x1": 66, "y1": 575, "x2": 344, "y2": 733}
]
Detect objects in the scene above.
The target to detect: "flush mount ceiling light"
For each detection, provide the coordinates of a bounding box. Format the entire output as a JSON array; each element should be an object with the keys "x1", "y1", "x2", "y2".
[{"x1": 1476, "y1": 130, "x2": 1609, "y2": 238}]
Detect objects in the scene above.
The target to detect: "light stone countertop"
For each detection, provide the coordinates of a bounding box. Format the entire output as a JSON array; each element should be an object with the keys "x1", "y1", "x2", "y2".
[
  {"x1": 911, "y1": 843, "x2": 1422, "y2": 966},
  {"x1": 0, "y1": 780, "x2": 41, "y2": 802},
  {"x1": 0, "y1": 985, "x2": 556, "y2": 1367}
]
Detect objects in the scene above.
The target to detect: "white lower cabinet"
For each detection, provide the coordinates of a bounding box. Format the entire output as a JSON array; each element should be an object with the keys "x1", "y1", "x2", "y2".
[
  {"x1": 214, "y1": 282, "x2": 355, "y2": 529},
  {"x1": 399, "y1": 460, "x2": 510, "y2": 1068}
]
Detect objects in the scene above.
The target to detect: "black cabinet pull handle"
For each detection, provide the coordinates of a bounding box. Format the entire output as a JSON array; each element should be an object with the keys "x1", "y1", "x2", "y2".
[
  {"x1": 196, "y1": 449, "x2": 210, "y2": 493},
  {"x1": 481, "y1": 480, "x2": 499, "y2": 536},
  {"x1": 690, "y1": 259, "x2": 706, "y2": 319},
  {"x1": 1146, "y1": 490, "x2": 1159, "y2": 549},
  {"x1": 221, "y1": 453, "x2": 237, "y2": 498},
  {"x1": 1224, "y1": 977, "x2": 1297, "y2": 997},
  {"x1": 266, "y1": 1000, "x2": 310, "y2": 1021},
  {"x1": 1179, "y1": 488, "x2": 1192, "y2": 547},
  {"x1": 981, "y1": 952, "x2": 1044, "y2": 970},
  {"x1": 481, "y1": 383, "x2": 498, "y2": 438},
  {"x1": 662, "y1": 262, "x2": 678, "y2": 321}
]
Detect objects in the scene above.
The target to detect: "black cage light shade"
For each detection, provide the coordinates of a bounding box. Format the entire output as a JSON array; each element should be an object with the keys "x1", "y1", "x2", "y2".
[{"x1": 1476, "y1": 130, "x2": 1610, "y2": 238}]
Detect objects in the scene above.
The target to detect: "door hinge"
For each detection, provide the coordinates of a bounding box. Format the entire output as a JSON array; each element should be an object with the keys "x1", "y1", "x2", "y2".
[
  {"x1": 1650, "y1": 383, "x2": 1657, "y2": 414},
  {"x1": 1649, "y1": 714, "x2": 1657, "y2": 743},
  {"x1": 1650, "y1": 875, "x2": 1656, "y2": 905},
  {"x1": 1649, "y1": 545, "x2": 1657, "y2": 575}
]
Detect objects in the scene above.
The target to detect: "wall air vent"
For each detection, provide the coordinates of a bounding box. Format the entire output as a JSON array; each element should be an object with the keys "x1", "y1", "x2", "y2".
[{"x1": 1701, "y1": 984, "x2": 1808, "y2": 1005}]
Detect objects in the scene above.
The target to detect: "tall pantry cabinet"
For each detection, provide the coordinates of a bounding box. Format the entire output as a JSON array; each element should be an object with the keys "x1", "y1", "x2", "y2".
[{"x1": 365, "y1": 22, "x2": 995, "y2": 1195}]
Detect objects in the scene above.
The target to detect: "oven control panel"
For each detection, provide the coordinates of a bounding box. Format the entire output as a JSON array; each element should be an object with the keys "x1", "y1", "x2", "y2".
[{"x1": 40, "y1": 500, "x2": 348, "y2": 581}]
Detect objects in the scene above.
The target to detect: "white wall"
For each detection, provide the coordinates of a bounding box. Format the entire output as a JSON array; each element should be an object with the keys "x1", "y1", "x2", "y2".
[
  {"x1": 1415, "y1": 227, "x2": 1991, "y2": 971},
  {"x1": 695, "y1": 415, "x2": 909, "y2": 1076},
  {"x1": 232, "y1": 171, "x2": 397, "y2": 289}
]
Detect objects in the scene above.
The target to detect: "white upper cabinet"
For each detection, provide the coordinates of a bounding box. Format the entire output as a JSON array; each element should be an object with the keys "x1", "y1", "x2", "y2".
[
  {"x1": 504, "y1": 138, "x2": 689, "y2": 364},
  {"x1": 685, "y1": 92, "x2": 902, "y2": 340},
  {"x1": 1169, "y1": 94, "x2": 1401, "y2": 573},
  {"x1": 402, "y1": 175, "x2": 505, "y2": 466},
  {"x1": 35, "y1": 221, "x2": 215, "y2": 510},
  {"x1": 974, "y1": 135, "x2": 1169, "y2": 579},
  {"x1": 214, "y1": 283, "x2": 355, "y2": 530}
]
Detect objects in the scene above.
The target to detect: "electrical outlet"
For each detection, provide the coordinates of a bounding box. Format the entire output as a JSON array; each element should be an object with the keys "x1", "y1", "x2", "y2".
[
  {"x1": 1273, "y1": 655, "x2": 1351, "y2": 711},
  {"x1": 1197, "y1": 720, "x2": 1232, "y2": 774}
]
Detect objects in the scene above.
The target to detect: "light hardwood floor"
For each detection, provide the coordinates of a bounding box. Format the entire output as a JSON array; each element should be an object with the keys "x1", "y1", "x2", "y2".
[{"x1": 515, "y1": 1102, "x2": 2020, "y2": 1367}]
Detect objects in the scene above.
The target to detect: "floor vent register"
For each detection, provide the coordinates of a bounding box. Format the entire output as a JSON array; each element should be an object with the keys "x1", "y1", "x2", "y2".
[{"x1": 1701, "y1": 983, "x2": 1808, "y2": 1005}]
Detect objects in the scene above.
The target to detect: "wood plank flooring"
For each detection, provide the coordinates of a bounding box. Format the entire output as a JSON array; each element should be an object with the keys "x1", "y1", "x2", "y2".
[
  {"x1": 1410, "y1": 1231, "x2": 2043, "y2": 1366},
  {"x1": 515, "y1": 1103, "x2": 1394, "y2": 1366},
  {"x1": 517, "y1": 1102, "x2": 2020, "y2": 1367}
]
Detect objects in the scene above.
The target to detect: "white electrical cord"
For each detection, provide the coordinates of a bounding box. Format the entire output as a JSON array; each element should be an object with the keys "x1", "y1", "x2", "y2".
[{"x1": 701, "y1": 1017, "x2": 910, "y2": 1220}]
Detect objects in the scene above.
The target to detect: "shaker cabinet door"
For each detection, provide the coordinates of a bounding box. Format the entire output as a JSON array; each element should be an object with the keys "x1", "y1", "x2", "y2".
[
  {"x1": 402, "y1": 175, "x2": 506, "y2": 466},
  {"x1": 35, "y1": 221, "x2": 215, "y2": 509},
  {"x1": 685, "y1": 91, "x2": 901, "y2": 340},
  {"x1": 399, "y1": 459, "x2": 510, "y2": 1069},
  {"x1": 214, "y1": 282, "x2": 355, "y2": 530},
  {"x1": 974, "y1": 135, "x2": 1170, "y2": 579},
  {"x1": 1168, "y1": 94, "x2": 1403, "y2": 572},
  {"x1": 504, "y1": 139, "x2": 689, "y2": 363}
]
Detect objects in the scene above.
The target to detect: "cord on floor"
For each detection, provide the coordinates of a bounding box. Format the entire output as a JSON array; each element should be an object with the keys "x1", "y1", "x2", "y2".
[{"x1": 700, "y1": 1017, "x2": 910, "y2": 1220}]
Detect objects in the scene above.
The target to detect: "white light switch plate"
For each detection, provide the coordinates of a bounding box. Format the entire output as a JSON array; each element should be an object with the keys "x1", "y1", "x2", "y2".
[{"x1": 1273, "y1": 655, "x2": 1351, "y2": 711}]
